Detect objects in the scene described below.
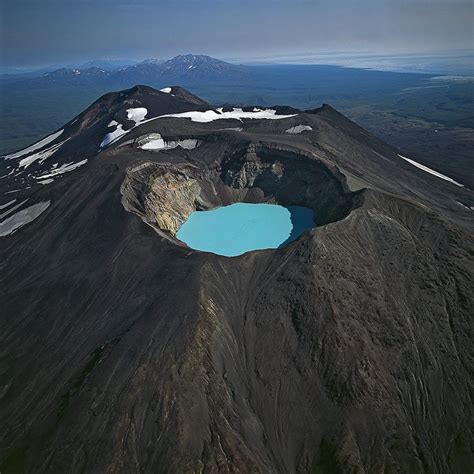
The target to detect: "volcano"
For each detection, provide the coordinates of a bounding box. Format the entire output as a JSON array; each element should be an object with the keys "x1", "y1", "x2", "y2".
[{"x1": 0, "y1": 85, "x2": 472, "y2": 473}]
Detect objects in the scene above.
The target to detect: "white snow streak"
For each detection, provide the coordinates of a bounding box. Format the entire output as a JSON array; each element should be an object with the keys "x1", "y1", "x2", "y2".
[
  {"x1": 37, "y1": 179, "x2": 55, "y2": 185},
  {"x1": 160, "y1": 87, "x2": 172, "y2": 93},
  {"x1": 101, "y1": 107, "x2": 296, "y2": 149},
  {"x1": 0, "y1": 169, "x2": 15, "y2": 178},
  {"x1": 0, "y1": 199, "x2": 29, "y2": 220},
  {"x1": 286, "y1": 125, "x2": 313, "y2": 134},
  {"x1": 156, "y1": 108, "x2": 297, "y2": 123},
  {"x1": 170, "y1": 139, "x2": 199, "y2": 150},
  {"x1": 101, "y1": 124, "x2": 127, "y2": 147},
  {"x1": 101, "y1": 109, "x2": 147, "y2": 148},
  {"x1": 18, "y1": 138, "x2": 70, "y2": 169},
  {"x1": 139, "y1": 133, "x2": 198, "y2": 151},
  {"x1": 456, "y1": 201, "x2": 474, "y2": 211},
  {"x1": 36, "y1": 159, "x2": 88, "y2": 179},
  {"x1": 0, "y1": 199, "x2": 16, "y2": 210},
  {"x1": 0, "y1": 201, "x2": 50, "y2": 237},
  {"x1": 3, "y1": 130, "x2": 64, "y2": 160},
  {"x1": 398, "y1": 154, "x2": 464, "y2": 187}
]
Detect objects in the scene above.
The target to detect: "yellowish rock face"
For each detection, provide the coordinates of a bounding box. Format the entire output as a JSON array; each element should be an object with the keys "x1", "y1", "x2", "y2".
[{"x1": 147, "y1": 173, "x2": 201, "y2": 235}]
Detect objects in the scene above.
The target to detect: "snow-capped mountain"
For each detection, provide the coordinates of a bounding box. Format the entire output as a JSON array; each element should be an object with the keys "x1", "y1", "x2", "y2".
[
  {"x1": 160, "y1": 54, "x2": 245, "y2": 77},
  {"x1": 79, "y1": 58, "x2": 139, "y2": 71},
  {"x1": 19, "y1": 55, "x2": 249, "y2": 88},
  {"x1": 39, "y1": 66, "x2": 110, "y2": 83}
]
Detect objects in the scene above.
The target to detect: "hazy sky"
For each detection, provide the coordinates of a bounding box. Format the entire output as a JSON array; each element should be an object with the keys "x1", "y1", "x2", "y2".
[{"x1": 1, "y1": 0, "x2": 473, "y2": 69}]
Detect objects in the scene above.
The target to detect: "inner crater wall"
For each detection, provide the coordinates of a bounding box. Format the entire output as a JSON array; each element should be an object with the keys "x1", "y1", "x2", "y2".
[{"x1": 120, "y1": 145, "x2": 360, "y2": 242}]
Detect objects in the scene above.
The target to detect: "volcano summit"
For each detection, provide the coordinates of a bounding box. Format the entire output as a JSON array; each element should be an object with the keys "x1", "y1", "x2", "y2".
[{"x1": 0, "y1": 85, "x2": 472, "y2": 473}]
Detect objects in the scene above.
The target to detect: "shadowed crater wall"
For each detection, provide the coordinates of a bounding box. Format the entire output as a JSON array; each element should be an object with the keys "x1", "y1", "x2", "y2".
[{"x1": 121, "y1": 143, "x2": 359, "y2": 248}]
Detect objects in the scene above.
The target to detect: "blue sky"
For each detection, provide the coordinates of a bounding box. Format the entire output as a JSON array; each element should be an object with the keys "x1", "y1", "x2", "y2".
[{"x1": 1, "y1": 0, "x2": 473, "y2": 69}]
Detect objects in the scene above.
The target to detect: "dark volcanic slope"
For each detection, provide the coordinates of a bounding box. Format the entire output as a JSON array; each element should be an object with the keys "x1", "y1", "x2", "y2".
[{"x1": 0, "y1": 86, "x2": 473, "y2": 473}]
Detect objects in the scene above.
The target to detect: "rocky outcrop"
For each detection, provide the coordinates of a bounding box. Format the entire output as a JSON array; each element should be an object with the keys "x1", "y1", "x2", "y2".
[
  {"x1": 120, "y1": 163, "x2": 199, "y2": 235},
  {"x1": 146, "y1": 173, "x2": 199, "y2": 234}
]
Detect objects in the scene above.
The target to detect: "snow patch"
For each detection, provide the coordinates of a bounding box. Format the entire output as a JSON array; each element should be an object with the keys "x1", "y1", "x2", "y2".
[
  {"x1": 4, "y1": 130, "x2": 64, "y2": 160},
  {"x1": 101, "y1": 124, "x2": 127, "y2": 147},
  {"x1": 101, "y1": 110, "x2": 147, "y2": 147},
  {"x1": 126, "y1": 107, "x2": 148, "y2": 125},
  {"x1": 0, "y1": 169, "x2": 15, "y2": 179},
  {"x1": 456, "y1": 201, "x2": 474, "y2": 211},
  {"x1": 138, "y1": 134, "x2": 198, "y2": 151},
  {"x1": 160, "y1": 87, "x2": 172, "y2": 93},
  {"x1": 0, "y1": 199, "x2": 16, "y2": 210},
  {"x1": 0, "y1": 199, "x2": 29, "y2": 220},
  {"x1": 155, "y1": 108, "x2": 297, "y2": 123},
  {"x1": 37, "y1": 178, "x2": 54, "y2": 185},
  {"x1": 286, "y1": 125, "x2": 313, "y2": 134},
  {"x1": 102, "y1": 107, "x2": 294, "y2": 149},
  {"x1": 0, "y1": 201, "x2": 50, "y2": 237},
  {"x1": 36, "y1": 159, "x2": 88, "y2": 179},
  {"x1": 171, "y1": 139, "x2": 198, "y2": 150},
  {"x1": 18, "y1": 138, "x2": 70, "y2": 169},
  {"x1": 398, "y1": 154, "x2": 464, "y2": 187}
]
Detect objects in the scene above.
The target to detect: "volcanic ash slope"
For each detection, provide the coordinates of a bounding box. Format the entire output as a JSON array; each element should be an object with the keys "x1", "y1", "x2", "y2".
[{"x1": 0, "y1": 85, "x2": 473, "y2": 473}]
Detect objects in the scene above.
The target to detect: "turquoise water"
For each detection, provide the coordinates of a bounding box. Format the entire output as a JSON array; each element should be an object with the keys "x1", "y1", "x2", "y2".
[{"x1": 177, "y1": 203, "x2": 315, "y2": 257}]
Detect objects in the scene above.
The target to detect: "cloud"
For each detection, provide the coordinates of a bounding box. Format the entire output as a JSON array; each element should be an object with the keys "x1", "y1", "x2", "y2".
[{"x1": 1, "y1": 0, "x2": 472, "y2": 68}]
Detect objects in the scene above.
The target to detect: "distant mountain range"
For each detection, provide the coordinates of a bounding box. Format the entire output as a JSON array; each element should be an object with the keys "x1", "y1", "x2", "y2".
[
  {"x1": 12, "y1": 55, "x2": 248, "y2": 87},
  {"x1": 78, "y1": 58, "x2": 140, "y2": 71}
]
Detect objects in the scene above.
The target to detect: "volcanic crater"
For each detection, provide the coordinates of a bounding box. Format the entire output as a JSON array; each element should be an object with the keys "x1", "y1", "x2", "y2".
[{"x1": 121, "y1": 142, "x2": 359, "y2": 252}]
